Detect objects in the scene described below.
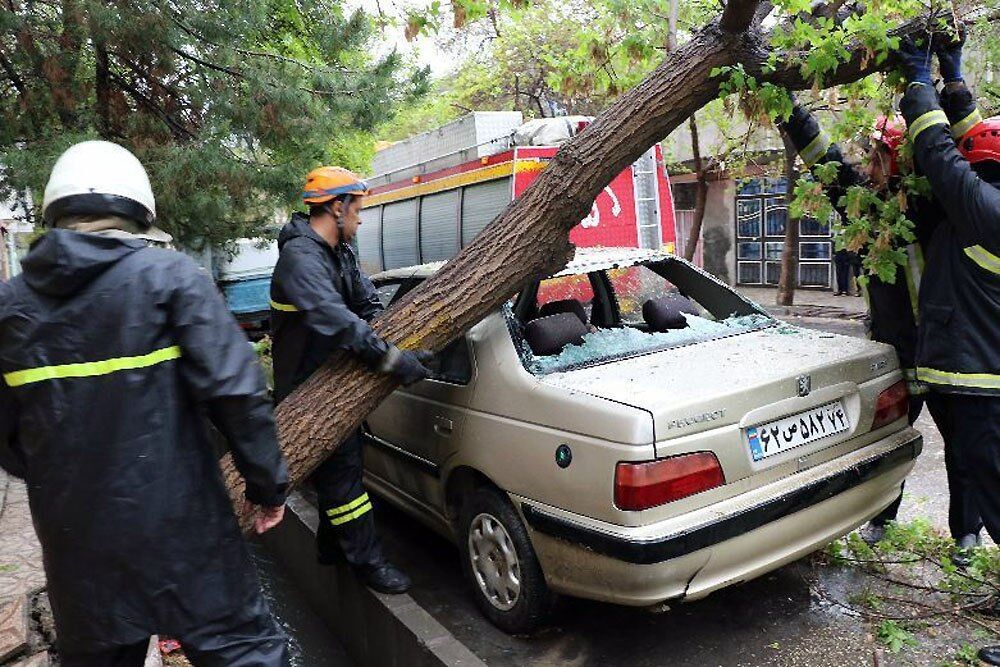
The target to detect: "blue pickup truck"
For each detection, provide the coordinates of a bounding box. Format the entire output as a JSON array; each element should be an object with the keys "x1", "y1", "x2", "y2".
[{"x1": 188, "y1": 233, "x2": 279, "y2": 337}]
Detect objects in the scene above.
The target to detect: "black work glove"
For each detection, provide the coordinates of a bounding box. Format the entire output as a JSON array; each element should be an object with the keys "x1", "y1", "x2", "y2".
[
  {"x1": 895, "y1": 33, "x2": 934, "y2": 86},
  {"x1": 378, "y1": 345, "x2": 433, "y2": 386},
  {"x1": 933, "y1": 24, "x2": 965, "y2": 83}
]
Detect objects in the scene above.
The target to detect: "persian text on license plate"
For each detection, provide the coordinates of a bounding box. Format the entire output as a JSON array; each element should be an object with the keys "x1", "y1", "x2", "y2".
[{"x1": 746, "y1": 401, "x2": 849, "y2": 462}]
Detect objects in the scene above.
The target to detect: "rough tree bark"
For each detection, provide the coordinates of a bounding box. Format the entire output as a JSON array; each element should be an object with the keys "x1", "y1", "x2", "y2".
[
  {"x1": 682, "y1": 114, "x2": 710, "y2": 263},
  {"x1": 776, "y1": 130, "x2": 800, "y2": 306},
  {"x1": 221, "y1": 0, "x2": 966, "y2": 529}
]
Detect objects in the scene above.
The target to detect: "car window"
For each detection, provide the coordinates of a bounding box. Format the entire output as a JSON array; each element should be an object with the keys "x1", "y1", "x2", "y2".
[
  {"x1": 515, "y1": 259, "x2": 772, "y2": 374},
  {"x1": 425, "y1": 337, "x2": 473, "y2": 385},
  {"x1": 608, "y1": 266, "x2": 709, "y2": 324},
  {"x1": 376, "y1": 277, "x2": 473, "y2": 385},
  {"x1": 375, "y1": 282, "x2": 404, "y2": 308}
]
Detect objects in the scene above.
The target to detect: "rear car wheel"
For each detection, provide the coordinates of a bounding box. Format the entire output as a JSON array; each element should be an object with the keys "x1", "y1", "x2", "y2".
[{"x1": 459, "y1": 486, "x2": 554, "y2": 634}]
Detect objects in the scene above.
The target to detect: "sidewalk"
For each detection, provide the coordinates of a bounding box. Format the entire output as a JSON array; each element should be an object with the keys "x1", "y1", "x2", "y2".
[
  {"x1": 0, "y1": 472, "x2": 48, "y2": 666},
  {"x1": 735, "y1": 286, "x2": 867, "y2": 321},
  {"x1": 0, "y1": 472, "x2": 163, "y2": 666}
]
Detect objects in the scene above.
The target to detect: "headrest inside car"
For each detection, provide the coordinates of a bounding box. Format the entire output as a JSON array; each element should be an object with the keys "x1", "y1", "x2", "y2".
[
  {"x1": 538, "y1": 298, "x2": 587, "y2": 325},
  {"x1": 524, "y1": 312, "x2": 588, "y2": 356},
  {"x1": 643, "y1": 295, "x2": 698, "y2": 332}
]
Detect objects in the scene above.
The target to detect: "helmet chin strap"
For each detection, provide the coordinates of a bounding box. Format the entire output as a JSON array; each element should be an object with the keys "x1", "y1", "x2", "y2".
[{"x1": 324, "y1": 194, "x2": 352, "y2": 245}]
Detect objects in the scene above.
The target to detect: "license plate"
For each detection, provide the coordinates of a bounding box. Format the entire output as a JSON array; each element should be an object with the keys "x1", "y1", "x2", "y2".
[{"x1": 746, "y1": 401, "x2": 850, "y2": 462}]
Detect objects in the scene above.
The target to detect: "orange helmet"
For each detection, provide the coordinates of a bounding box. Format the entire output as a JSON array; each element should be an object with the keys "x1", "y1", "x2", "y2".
[{"x1": 301, "y1": 166, "x2": 370, "y2": 206}]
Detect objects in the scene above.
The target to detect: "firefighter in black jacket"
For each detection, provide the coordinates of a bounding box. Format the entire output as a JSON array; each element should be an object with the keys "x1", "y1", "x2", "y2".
[
  {"x1": 896, "y1": 32, "x2": 1000, "y2": 665},
  {"x1": 0, "y1": 141, "x2": 290, "y2": 666},
  {"x1": 779, "y1": 95, "x2": 982, "y2": 554},
  {"x1": 270, "y1": 166, "x2": 432, "y2": 594}
]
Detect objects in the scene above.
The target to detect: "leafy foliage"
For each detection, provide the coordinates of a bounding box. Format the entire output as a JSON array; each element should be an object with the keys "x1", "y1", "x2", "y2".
[{"x1": 0, "y1": 0, "x2": 429, "y2": 248}]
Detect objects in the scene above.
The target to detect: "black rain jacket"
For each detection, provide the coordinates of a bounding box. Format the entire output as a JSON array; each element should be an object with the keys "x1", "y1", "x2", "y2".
[
  {"x1": 269, "y1": 213, "x2": 386, "y2": 404},
  {"x1": 0, "y1": 229, "x2": 288, "y2": 652},
  {"x1": 781, "y1": 105, "x2": 946, "y2": 383},
  {"x1": 901, "y1": 83, "x2": 1000, "y2": 395}
]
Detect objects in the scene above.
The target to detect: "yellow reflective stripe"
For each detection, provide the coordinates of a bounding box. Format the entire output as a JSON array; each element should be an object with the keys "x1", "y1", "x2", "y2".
[
  {"x1": 326, "y1": 493, "x2": 370, "y2": 517},
  {"x1": 963, "y1": 245, "x2": 1000, "y2": 275},
  {"x1": 2, "y1": 346, "x2": 182, "y2": 388},
  {"x1": 270, "y1": 299, "x2": 299, "y2": 312},
  {"x1": 917, "y1": 367, "x2": 1000, "y2": 390},
  {"x1": 909, "y1": 110, "x2": 948, "y2": 141},
  {"x1": 951, "y1": 109, "x2": 983, "y2": 139},
  {"x1": 329, "y1": 502, "x2": 373, "y2": 526},
  {"x1": 800, "y1": 132, "x2": 831, "y2": 168}
]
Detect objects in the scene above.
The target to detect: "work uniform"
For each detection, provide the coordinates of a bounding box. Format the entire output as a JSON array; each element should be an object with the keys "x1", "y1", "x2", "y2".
[
  {"x1": 781, "y1": 104, "x2": 981, "y2": 539},
  {"x1": 0, "y1": 228, "x2": 289, "y2": 665},
  {"x1": 901, "y1": 82, "x2": 1000, "y2": 541},
  {"x1": 270, "y1": 213, "x2": 387, "y2": 568}
]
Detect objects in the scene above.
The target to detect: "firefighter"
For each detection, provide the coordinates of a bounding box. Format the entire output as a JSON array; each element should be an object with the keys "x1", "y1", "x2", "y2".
[
  {"x1": 778, "y1": 92, "x2": 982, "y2": 555},
  {"x1": 270, "y1": 166, "x2": 432, "y2": 594},
  {"x1": 0, "y1": 141, "x2": 290, "y2": 666},
  {"x1": 896, "y1": 32, "x2": 1000, "y2": 665}
]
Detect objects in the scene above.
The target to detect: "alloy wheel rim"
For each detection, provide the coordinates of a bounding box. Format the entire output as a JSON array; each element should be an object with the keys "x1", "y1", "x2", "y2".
[{"x1": 468, "y1": 512, "x2": 522, "y2": 611}]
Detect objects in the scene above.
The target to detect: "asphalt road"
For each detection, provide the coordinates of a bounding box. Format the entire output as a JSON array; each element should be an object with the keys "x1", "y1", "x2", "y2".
[{"x1": 372, "y1": 315, "x2": 995, "y2": 666}]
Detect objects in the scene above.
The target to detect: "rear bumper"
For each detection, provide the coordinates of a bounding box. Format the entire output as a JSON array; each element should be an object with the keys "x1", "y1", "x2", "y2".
[{"x1": 518, "y1": 427, "x2": 921, "y2": 605}]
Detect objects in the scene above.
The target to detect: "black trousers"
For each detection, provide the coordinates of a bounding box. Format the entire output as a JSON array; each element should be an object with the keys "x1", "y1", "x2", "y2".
[
  {"x1": 834, "y1": 250, "x2": 859, "y2": 294},
  {"x1": 871, "y1": 394, "x2": 982, "y2": 538},
  {"x1": 934, "y1": 393, "x2": 1000, "y2": 543},
  {"x1": 312, "y1": 430, "x2": 385, "y2": 568},
  {"x1": 60, "y1": 612, "x2": 289, "y2": 667}
]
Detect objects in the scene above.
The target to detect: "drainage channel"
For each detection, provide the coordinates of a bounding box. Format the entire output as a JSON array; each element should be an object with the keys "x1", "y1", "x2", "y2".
[{"x1": 249, "y1": 541, "x2": 354, "y2": 666}]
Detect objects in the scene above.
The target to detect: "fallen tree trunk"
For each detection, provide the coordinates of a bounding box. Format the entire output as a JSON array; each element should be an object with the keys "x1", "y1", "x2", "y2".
[{"x1": 222, "y1": 0, "x2": 968, "y2": 529}]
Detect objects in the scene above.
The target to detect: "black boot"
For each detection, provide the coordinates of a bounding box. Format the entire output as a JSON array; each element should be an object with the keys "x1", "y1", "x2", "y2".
[
  {"x1": 950, "y1": 532, "x2": 980, "y2": 568},
  {"x1": 979, "y1": 646, "x2": 1000, "y2": 665},
  {"x1": 358, "y1": 561, "x2": 411, "y2": 594}
]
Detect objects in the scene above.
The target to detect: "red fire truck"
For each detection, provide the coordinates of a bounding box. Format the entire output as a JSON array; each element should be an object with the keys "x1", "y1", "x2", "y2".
[{"x1": 356, "y1": 113, "x2": 677, "y2": 277}]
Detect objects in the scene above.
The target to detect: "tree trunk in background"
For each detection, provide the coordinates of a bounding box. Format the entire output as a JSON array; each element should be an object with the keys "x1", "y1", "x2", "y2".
[
  {"x1": 218, "y1": 0, "x2": 952, "y2": 530},
  {"x1": 668, "y1": 0, "x2": 679, "y2": 51},
  {"x1": 776, "y1": 130, "x2": 800, "y2": 306},
  {"x1": 682, "y1": 115, "x2": 709, "y2": 262}
]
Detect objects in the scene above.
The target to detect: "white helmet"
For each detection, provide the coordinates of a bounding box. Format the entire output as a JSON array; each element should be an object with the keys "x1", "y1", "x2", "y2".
[{"x1": 42, "y1": 141, "x2": 156, "y2": 227}]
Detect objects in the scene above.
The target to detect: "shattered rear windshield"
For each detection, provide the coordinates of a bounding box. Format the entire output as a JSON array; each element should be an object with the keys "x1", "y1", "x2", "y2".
[{"x1": 514, "y1": 260, "x2": 774, "y2": 374}]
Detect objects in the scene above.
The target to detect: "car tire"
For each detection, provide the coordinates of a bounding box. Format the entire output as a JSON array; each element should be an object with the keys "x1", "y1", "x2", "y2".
[{"x1": 458, "y1": 486, "x2": 554, "y2": 634}]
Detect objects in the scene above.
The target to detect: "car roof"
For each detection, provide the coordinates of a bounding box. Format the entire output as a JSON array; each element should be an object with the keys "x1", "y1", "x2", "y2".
[{"x1": 371, "y1": 247, "x2": 676, "y2": 282}]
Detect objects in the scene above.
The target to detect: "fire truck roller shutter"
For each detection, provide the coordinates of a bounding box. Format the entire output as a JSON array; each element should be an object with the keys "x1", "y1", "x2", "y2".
[
  {"x1": 419, "y1": 189, "x2": 461, "y2": 263},
  {"x1": 461, "y1": 178, "x2": 513, "y2": 248},
  {"x1": 357, "y1": 205, "x2": 383, "y2": 274},
  {"x1": 382, "y1": 199, "x2": 419, "y2": 269}
]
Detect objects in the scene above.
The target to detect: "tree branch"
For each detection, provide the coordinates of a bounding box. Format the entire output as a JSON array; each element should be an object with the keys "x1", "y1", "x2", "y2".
[
  {"x1": 720, "y1": 0, "x2": 764, "y2": 33},
  {"x1": 0, "y1": 50, "x2": 26, "y2": 96},
  {"x1": 108, "y1": 70, "x2": 195, "y2": 141}
]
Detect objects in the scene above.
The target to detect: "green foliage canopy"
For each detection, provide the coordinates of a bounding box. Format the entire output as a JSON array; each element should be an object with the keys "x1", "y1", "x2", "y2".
[{"x1": 0, "y1": 0, "x2": 429, "y2": 248}]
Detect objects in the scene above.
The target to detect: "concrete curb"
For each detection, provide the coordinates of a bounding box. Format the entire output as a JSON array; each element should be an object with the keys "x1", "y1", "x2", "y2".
[{"x1": 261, "y1": 493, "x2": 486, "y2": 667}]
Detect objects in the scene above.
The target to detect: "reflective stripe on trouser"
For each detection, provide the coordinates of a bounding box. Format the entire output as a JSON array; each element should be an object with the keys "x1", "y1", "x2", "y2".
[{"x1": 311, "y1": 431, "x2": 385, "y2": 568}]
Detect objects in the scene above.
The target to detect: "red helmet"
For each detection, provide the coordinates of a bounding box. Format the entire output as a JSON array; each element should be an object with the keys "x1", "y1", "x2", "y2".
[
  {"x1": 959, "y1": 116, "x2": 1000, "y2": 167},
  {"x1": 871, "y1": 115, "x2": 906, "y2": 176}
]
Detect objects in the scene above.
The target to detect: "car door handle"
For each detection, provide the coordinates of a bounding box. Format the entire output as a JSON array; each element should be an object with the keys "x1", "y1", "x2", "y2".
[{"x1": 433, "y1": 417, "x2": 453, "y2": 437}]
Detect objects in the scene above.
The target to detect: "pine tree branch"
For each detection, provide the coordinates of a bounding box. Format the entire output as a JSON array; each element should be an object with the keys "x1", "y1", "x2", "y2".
[
  {"x1": 0, "y1": 49, "x2": 26, "y2": 96},
  {"x1": 108, "y1": 70, "x2": 195, "y2": 141},
  {"x1": 162, "y1": 5, "x2": 359, "y2": 76}
]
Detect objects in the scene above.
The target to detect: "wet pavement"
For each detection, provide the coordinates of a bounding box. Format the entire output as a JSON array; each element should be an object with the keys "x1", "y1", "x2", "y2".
[
  {"x1": 249, "y1": 542, "x2": 354, "y2": 667},
  {"x1": 369, "y1": 316, "x2": 996, "y2": 666}
]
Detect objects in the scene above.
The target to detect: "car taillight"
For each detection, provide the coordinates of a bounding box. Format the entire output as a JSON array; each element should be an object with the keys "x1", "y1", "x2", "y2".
[
  {"x1": 872, "y1": 380, "x2": 909, "y2": 430},
  {"x1": 615, "y1": 452, "x2": 725, "y2": 511}
]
